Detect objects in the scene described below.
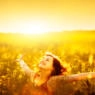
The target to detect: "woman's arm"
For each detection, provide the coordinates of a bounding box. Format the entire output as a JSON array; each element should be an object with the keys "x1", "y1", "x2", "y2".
[
  {"x1": 16, "y1": 58, "x2": 36, "y2": 82},
  {"x1": 18, "y1": 59, "x2": 34, "y2": 76}
]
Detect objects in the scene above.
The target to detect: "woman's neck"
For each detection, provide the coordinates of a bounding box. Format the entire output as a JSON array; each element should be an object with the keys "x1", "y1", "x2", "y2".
[{"x1": 34, "y1": 70, "x2": 51, "y2": 86}]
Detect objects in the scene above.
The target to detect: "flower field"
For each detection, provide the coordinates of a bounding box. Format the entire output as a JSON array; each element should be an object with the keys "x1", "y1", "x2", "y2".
[{"x1": 0, "y1": 31, "x2": 95, "y2": 95}]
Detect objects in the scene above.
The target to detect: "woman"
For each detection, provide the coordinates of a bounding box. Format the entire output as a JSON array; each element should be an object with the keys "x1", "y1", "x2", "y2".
[{"x1": 17, "y1": 52, "x2": 67, "y2": 95}]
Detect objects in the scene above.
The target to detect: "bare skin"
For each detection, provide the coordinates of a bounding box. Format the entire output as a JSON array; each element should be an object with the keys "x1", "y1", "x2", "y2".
[{"x1": 17, "y1": 55, "x2": 54, "y2": 86}]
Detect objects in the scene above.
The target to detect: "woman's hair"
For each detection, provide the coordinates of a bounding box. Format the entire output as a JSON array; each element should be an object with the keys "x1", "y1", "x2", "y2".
[{"x1": 45, "y1": 52, "x2": 67, "y2": 76}]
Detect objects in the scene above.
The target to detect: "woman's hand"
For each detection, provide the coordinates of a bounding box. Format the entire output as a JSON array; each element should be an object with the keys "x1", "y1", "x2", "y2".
[{"x1": 16, "y1": 54, "x2": 34, "y2": 77}]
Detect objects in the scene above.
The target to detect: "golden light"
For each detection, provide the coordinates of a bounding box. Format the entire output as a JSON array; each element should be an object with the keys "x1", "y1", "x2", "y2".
[
  {"x1": 13, "y1": 20, "x2": 52, "y2": 34},
  {"x1": 2, "y1": 18, "x2": 65, "y2": 34},
  {"x1": 22, "y1": 20, "x2": 49, "y2": 34}
]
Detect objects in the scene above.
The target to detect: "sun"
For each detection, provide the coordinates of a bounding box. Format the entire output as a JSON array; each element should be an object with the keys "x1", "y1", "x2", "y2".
[
  {"x1": 3, "y1": 19, "x2": 64, "y2": 34},
  {"x1": 17, "y1": 20, "x2": 50, "y2": 34}
]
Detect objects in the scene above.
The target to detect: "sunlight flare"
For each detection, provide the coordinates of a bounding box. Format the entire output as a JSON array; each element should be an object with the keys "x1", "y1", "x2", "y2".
[
  {"x1": 12, "y1": 20, "x2": 52, "y2": 34},
  {"x1": 21, "y1": 20, "x2": 49, "y2": 34}
]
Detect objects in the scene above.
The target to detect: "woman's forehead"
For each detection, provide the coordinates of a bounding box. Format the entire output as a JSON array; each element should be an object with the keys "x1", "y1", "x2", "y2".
[{"x1": 44, "y1": 55, "x2": 54, "y2": 59}]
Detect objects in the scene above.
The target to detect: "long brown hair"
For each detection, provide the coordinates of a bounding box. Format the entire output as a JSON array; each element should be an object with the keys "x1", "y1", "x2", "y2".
[{"x1": 45, "y1": 52, "x2": 67, "y2": 76}]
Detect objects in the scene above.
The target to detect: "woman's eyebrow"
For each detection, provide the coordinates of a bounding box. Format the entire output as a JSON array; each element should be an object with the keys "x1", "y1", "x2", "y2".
[{"x1": 46, "y1": 55, "x2": 54, "y2": 58}]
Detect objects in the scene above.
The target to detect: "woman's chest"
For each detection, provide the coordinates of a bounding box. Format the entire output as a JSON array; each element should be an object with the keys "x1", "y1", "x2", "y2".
[{"x1": 20, "y1": 82, "x2": 49, "y2": 95}]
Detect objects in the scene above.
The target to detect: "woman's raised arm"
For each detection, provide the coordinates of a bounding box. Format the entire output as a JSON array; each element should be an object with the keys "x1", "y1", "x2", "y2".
[
  {"x1": 19, "y1": 59, "x2": 34, "y2": 76},
  {"x1": 16, "y1": 57, "x2": 36, "y2": 83}
]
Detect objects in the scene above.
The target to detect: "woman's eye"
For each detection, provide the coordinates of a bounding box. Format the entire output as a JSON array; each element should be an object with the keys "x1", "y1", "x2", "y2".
[{"x1": 45, "y1": 58, "x2": 49, "y2": 61}]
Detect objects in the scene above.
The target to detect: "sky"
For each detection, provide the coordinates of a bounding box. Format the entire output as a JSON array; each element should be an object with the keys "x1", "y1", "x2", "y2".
[{"x1": 0, "y1": 0, "x2": 95, "y2": 34}]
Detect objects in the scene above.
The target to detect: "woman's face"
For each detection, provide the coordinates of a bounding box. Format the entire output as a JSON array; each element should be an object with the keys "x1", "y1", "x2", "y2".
[{"x1": 38, "y1": 55, "x2": 54, "y2": 71}]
